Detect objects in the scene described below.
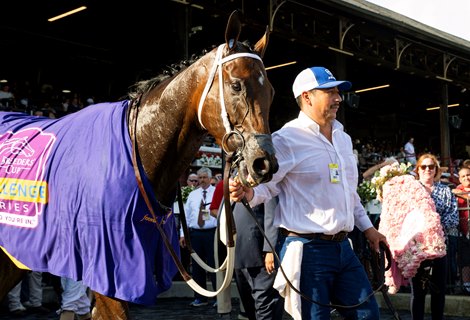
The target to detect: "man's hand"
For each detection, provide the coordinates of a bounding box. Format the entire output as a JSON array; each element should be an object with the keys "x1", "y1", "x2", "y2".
[
  {"x1": 364, "y1": 227, "x2": 388, "y2": 252},
  {"x1": 229, "y1": 177, "x2": 254, "y2": 202},
  {"x1": 179, "y1": 237, "x2": 186, "y2": 248},
  {"x1": 264, "y1": 252, "x2": 275, "y2": 274}
]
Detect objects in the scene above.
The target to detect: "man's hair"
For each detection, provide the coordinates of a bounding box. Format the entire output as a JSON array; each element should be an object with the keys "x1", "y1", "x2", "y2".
[
  {"x1": 197, "y1": 166, "x2": 212, "y2": 177},
  {"x1": 462, "y1": 159, "x2": 470, "y2": 169},
  {"x1": 459, "y1": 166, "x2": 470, "y2": 176},
  {"x1": 295, "y1": 89, "x2": 317, "y2": 109}
]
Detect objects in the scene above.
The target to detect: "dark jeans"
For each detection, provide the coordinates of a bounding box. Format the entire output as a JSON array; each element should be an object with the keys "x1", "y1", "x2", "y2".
[
  {"x1": 279, "y1": 236, "x2": 379, "y2": 320},
  {"x1": 410, "y1": 256, "x2": 447, "y2": 320}
]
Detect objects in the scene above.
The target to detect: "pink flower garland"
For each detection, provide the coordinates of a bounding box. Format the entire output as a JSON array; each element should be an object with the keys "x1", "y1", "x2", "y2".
[{"x1": 378, "y1": 175, "x2": 447, "y2": 294}]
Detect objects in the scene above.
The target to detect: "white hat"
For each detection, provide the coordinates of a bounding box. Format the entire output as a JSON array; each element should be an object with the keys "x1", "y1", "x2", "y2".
[{"x1": 292, "y1": 67, "x2": 352, "y2": 98}]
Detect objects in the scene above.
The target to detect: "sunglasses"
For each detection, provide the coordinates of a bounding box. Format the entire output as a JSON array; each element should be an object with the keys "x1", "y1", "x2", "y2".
[
  {"x1": 189, "y1": 179, "x2": 198, "y2": 182},
  {"x1": 419, "y1": 164, "x2": 436, "y2": 170}
]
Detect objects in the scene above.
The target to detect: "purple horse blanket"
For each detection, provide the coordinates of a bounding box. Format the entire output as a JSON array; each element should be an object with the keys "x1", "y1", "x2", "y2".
[{"x1": 0, "y1": 101, "x2": 179, "y2": 305}]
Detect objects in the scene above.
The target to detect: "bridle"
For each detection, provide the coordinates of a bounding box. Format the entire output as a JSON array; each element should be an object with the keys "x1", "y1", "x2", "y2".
[{"x1": 197, "y1": 43, "x2": 266, "y2": 170}]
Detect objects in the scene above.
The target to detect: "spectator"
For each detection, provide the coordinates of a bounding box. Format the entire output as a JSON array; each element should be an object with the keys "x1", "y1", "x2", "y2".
[
  {"x1": 179, "y1": 167, "x2": 217, "y2": 307},
  {"x1": 186, "y1": 173, "x2": 199, "y2": 187},
  {"x1": 68, "y1": 96, "x2": 82, "y2": 114},
  {"x1": 232, "y1": 197, "x2": 284, "y2": 320},
  {"x1": 7, "y1": 271, "x2": 49, "y2": 317},
  {"x1": 404, "y1": 137, "x2": 417, "y2": 167},
  {"x1": 398, "y1": 147, "x2": 407, "y2": 163},
  {"x1": 210, "y1": 176, "x2": 218, "y2": 186},
  {"x1": 453, "y1": 166, "x2": 470, "y2": 294},
  {"x1": 411, "y1": 154, "x2": 458, "y2": 319},
  {"x1": 0, "y1": 83, "x2": 15, "y2": 110},
  {"x1": 85, "y1": 97, "x2": 95, "y2": 107}
]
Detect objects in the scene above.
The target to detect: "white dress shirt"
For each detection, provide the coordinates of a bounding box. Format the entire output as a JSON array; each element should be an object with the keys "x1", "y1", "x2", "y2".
[
  {"x1": 181, "y1": 185, "x2": 217, "y2": 236},
  {"x1": 404, "y1": 141, "x2": 416, "y2": 163},
  {"x1": 249, "y1": 111, "x2": 373, "y2": 234}
]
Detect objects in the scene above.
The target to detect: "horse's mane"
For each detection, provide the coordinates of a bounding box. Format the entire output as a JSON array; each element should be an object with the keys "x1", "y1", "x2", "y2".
[
  {"x1": 127, "y1": 50, "x2": 208, "y2": 100},
  {"x1": 127, "y1": 41, "x2": 254, "y2": 100}
]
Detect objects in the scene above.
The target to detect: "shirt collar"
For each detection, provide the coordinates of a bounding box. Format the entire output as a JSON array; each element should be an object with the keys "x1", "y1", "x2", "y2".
[{"x1": 297, "y1": 111, "x2": 344, "y2": 134}]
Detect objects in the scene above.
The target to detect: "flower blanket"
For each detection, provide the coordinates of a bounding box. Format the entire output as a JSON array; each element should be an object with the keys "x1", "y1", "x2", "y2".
[
  {"x1": 0, "y1": 102, "x2": 179, "y2": 305},
  {"x1": 378, "y1": 175, "x2": 446, "y2": 294}
]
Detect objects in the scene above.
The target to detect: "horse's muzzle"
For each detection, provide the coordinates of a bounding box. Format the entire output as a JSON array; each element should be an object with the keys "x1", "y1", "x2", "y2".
[{"x1": 238, "y1": 134, "x2": 278, "y2": 187}]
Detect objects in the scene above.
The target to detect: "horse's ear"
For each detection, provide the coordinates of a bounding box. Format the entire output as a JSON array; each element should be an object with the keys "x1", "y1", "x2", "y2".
[
  {"x1": 225, "y1": 10, "x2": 242, "y2": 50},
  {"x1": 253, "y1": 26, "x2": 270, "y2": 58}
]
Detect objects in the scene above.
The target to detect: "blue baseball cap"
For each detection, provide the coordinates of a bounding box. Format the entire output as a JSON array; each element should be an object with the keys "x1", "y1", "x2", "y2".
[{"x1": 292, "y1": 67, "x2": 352, "y2": 98}]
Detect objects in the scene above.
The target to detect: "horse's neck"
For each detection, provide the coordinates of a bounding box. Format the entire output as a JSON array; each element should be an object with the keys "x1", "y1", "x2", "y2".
[{"x1": 132, "y1": 62, "x2": 213, "y2": 204}]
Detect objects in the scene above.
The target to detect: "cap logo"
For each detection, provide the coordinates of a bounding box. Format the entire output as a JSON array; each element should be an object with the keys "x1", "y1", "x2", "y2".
[{"x1": 324, "y1": 69, "x2": 336, "y2": 81}]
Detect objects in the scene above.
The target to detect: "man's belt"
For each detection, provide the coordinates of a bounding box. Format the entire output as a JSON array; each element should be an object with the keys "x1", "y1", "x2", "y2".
[{"x1": 280, "y1": 228, "x2": 348, "y2": 242}]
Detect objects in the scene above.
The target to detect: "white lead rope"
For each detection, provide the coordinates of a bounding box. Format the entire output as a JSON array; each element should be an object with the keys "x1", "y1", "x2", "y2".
[{"x1": 197, "y1": 44, "x2": 263, "y2": 134}]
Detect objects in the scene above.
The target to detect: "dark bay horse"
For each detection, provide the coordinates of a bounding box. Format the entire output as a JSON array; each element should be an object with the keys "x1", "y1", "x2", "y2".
[{"x1": 0, "y1": 10, "x2": 278, "y2": 320}]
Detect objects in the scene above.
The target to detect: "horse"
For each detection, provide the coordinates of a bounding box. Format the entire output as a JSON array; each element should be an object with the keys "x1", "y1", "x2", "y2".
[
  {"x1": 0, "y1": 10, "x2": 278, "y2": 320},
  {"x1": 0, "y1": 137, "x2": 35, "y2": 157}
]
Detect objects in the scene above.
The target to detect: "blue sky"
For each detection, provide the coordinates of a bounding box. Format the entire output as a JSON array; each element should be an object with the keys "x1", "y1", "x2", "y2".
[{"x1": 365, "y1": 0, "x2": 470, "y2": 41}]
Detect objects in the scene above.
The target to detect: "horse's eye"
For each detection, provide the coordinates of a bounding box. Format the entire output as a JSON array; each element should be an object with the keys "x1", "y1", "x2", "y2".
[{"x1": 231, "y1": 81, "x2": 241, "y2": 92}]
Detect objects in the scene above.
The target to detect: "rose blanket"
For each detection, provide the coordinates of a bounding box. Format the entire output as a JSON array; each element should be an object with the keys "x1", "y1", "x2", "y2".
[
  {"x1": 378, "y1": 175, "x2": 446, "y2": 293},
  {"x1": 0, "y1": 102, "x2": 179, "y2": 305}
]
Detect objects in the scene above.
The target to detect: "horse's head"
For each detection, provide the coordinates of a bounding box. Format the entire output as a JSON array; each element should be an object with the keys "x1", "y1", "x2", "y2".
[{"x1": 198, "y1": 11, "x2": 278, "y2": 187}]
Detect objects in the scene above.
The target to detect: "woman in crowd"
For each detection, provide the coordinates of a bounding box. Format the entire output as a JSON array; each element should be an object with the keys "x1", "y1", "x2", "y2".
[
  {"x1": 453, "y1": 166, "x2": 470, "y2": 294},
  {"x1": 411, "y1": 153, "x2": 458, "y2": 319}
]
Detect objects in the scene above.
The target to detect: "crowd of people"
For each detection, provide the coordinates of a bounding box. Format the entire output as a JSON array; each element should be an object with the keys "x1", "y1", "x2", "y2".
[{"x1": 0, "y1": 81, "x2": 97, "y2": 119}]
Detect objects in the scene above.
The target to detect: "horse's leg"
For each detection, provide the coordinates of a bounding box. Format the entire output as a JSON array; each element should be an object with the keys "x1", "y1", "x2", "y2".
[
  {"x1": 92, "y1": 291, "x2": 130, "y2": 320},
  {"x1": 0, "y1": 249, "x2": 27, "y2": 301}
]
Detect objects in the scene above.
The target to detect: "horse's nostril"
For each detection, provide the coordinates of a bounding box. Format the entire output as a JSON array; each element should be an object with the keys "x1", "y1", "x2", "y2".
[{"x1": 253, "y1": 158, "x2": 270, "y2": 175}]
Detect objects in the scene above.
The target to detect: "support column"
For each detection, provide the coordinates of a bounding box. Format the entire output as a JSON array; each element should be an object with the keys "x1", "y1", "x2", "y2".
[
  {"x1": 439, "y1": 83, "x2": 451, "y2": 167},
  {"x1": 336, "y1": 55, "x2": 347, "y2": 127}
]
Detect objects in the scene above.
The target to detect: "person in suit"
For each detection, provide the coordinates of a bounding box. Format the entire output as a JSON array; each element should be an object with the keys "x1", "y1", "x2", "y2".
[{"x1": 232, "y1": 197, "x2": 284, "y2": 320}]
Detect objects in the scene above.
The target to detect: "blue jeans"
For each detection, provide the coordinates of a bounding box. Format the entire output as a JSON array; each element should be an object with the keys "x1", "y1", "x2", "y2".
[{"x1": 279, "y1": 236, "x2": 379, "y2": 320}]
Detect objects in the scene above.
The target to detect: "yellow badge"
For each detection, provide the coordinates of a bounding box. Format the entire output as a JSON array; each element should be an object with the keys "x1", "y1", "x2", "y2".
[{"x1": 328, "y1": 163, "x2": 340, "y2": 183}]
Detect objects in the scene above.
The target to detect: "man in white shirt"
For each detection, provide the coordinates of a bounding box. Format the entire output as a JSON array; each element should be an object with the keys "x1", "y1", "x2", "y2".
[
  {"x1": 404, "y1": 137, "x2": 417, "y2": 166},
  {"x1": 179, "y1": 167, "x2": 217, "y2": 307},
  {"x1": 229, "y1": 67, "x2": 387, "y2": 319}
]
